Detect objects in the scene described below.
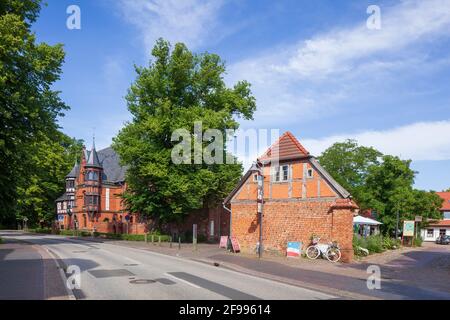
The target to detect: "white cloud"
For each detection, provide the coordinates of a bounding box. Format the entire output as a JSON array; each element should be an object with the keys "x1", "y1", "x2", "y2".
[
  {"x1": 301, "y1": 120, "x2": 450, "y2": 161},
  {"x1": 275, "y1": 0, "x2": 450, "y2": 78},
  {"x1": 227, "y1": 0, "x2": 450, "y2": 126},
  {"x1": 116, "y1": 0, "x2": 224, "y2": 53}
]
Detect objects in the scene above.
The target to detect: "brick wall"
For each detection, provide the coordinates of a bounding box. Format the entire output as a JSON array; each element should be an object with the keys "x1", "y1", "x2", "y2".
[{"x1": 231, "y1": 199, "x2": 355, "y2": 262}]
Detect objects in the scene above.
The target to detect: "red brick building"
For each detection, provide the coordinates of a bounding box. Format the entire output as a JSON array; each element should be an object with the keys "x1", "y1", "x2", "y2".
[
  {"x1": 55, "y1": 144, "x2": 147, "y2": 234},
  {"x1": 224, "y1": 132, "x2": 358, "y2": 262}
]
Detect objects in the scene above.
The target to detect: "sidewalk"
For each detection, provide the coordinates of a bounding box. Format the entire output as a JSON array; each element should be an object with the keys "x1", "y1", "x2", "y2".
[
  {"x1": 0, "y1": 238, "x2": 70, "y2": 300},
  {"x1": 69, "y1": 236, "x2": 450, "y2": 299}
]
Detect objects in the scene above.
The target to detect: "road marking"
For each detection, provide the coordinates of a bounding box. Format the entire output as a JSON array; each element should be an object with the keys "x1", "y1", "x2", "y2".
[{"x1": 164, "y1": 272, "x2": 201, "y2": 289}]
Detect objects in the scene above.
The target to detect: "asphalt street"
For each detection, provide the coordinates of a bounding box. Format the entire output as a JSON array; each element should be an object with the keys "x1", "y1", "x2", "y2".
[{"x1": 0, "y1": 231, "x2": 334, "y2": 300}]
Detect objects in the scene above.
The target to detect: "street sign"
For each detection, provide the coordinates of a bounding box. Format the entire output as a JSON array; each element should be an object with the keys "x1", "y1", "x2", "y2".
[
  {"x1": 403, "y1": 220, "x2": 415, "y2": 237},
  {"x1": 415, "y1": 216, "x2": 422, "y2": 222},
  {"x1": 58, "y1": 215, "x2": 64, "y2": 222},
  {"x1": 219, "y1": 236, "x2": 228, "y2": 248},
  {"x1": 230, "y1": 236, "x2": 240, "y2": 253},
  {"x1": 287, "y1": 242, "x2": 302, "y2": 258}
]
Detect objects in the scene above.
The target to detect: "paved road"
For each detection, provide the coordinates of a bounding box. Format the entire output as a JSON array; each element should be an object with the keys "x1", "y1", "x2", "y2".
[{"x1": 0, "y1": 231, "x2": 334, "y2": 300}]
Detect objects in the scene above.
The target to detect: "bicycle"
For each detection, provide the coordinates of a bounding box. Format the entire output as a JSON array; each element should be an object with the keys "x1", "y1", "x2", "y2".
[{"x1": 306, "y1": 237, "x2": 341, "y2": 263}]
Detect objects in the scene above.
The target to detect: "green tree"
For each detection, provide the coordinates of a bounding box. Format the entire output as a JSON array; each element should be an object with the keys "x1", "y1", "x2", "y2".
[
  {"x1": 319, "y1": 142, "x2": 443, "y2": 235},
  {"x1": 113, "y1": 39, "x2": 256, "y2": 226},
  {"x1": 16, "y1": 134, "x2": 83, "y2": 226},
  {"x1": 317, "y1": 139, "x2": 381, "y2": 202},
  {"x1": 0, "y1": 0, "x2": 71, "y2": 226}
]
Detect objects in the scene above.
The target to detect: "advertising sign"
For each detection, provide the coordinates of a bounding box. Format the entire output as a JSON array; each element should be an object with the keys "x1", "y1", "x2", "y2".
[
  {"x1": 287, "y1": 242, "x2": 302, "y2": 258},
  {"x1": 230, "y1": 236, "x2": 240, "y2": 253},
  {"x1": 58, "y1": 215, "x2": 64, "y2": 222},
  {"x1": 403, "y1": 220, "x2": 415, "y2": 237},
  {"x1": 219, "y1": 236, "x2": 228, "y2": 248}
]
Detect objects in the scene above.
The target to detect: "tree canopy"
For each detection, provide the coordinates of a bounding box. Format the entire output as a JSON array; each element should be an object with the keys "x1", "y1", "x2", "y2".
[
  {"x1": 318, "y1": 140, "x2": 443, "y2": 235},
  {"x1": 0, "y1": 0, "x2": 80, "y2": 227},
  {"x1": 113, "y1": 39, "x2": 256, "y2": 226}
]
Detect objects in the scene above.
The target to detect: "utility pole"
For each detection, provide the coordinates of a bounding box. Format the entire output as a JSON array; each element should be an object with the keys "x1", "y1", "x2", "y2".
[
  {"x1": 395, "y1": 210, "x2": 400, "y2": 239},
  {"x1": 252, "y1": 161, "x2": 264, "y2": 259}
]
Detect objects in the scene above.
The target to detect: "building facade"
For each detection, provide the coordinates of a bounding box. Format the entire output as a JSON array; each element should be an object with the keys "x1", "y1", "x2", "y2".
[
  {"x1": 224, "y1": 132, "x2": 358, "y2": 262},
  {"x1": 421, "y1": 192, "x2": 450, "y2": 241},
  {"x1": 55, "y1": 145, "x2": 147, "y2": 234}
]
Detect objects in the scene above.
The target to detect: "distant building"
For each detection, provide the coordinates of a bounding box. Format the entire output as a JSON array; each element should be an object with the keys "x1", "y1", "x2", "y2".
[
  {"x1": 421, "y1": 192, "x2": 450, "y2": 241},
  {"x1": 55, "y1": 144, "x2": 147, "y2": 234},
  {"x1": 224, "y1": 132, "x2": 358, "y2": 262}
]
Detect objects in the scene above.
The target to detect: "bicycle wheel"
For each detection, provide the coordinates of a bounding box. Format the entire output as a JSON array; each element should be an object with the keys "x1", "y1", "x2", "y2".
[
  {"x1": 326, "y1": 247, "x2": 341, "y2": 262},
  {"x1": 306, "y1": 246, "x2": 320, "y2": 260}
]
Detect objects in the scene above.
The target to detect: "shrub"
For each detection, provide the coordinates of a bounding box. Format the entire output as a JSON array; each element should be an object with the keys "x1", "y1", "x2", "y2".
[
  {"x1": 0, "y1": 237, "x2": 3, "y2": 244},
  {"x1": 382, "y1": 237, "x2": 400, "y2": 250},
  {"x1": 414, "y1": 236, "x2": 423, "y2": 247}
]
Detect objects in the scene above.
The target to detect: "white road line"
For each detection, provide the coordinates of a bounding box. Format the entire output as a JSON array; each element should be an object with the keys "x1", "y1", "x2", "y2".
[{"x1": 164, "y1": 272, "x2": 201, "y2": 289}]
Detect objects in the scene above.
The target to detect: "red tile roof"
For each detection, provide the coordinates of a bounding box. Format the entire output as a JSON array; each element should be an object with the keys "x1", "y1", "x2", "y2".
[
  {"x1": 259, "y1": 131, "x2": 310, "y2": 162},
  {"x1": 437, "y1": 192, "x2": 450, "y2": 211},
  {"x1": 428, "y1": 220, "x2": 450, "y2": 227}
]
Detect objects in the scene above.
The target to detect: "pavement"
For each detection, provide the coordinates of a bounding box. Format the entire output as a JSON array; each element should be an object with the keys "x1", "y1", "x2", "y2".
[
  {"x1": 0, "y1": 231, "x2": 334, "y2": 300},
  {"x1": 2, "y1": 230, "x2": 449, "y2": 300},
  {"x1": 0, "y1": 237, "x2": 70, "y2": 300}
]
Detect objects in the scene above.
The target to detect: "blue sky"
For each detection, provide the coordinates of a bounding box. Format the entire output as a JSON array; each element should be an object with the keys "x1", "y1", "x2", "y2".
[{"x1": 32, "y1": 0, "x2": 450, "y2": 191}]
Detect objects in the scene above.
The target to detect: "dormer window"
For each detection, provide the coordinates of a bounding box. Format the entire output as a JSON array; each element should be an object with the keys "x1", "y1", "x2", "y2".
[{"x1": 85, "y1": 170, "x2": 99, "y2": 181}]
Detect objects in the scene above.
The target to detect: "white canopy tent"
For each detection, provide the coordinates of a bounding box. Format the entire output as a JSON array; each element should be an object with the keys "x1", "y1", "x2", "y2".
[
  {"x1": 353, "y1": 215, "x2": 382, "y2": 236},
  {"x1": 353, "y1": 216, "x2": 382, "y2": 226}
]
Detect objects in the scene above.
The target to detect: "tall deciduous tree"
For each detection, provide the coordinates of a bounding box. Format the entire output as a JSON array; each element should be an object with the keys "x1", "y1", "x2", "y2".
[
  {"x1": 0, "y1": 0, "x2": 75, "y2": 226},
  {"x1": 113, "y1": 39, "x2": 256, "y2": 226}
]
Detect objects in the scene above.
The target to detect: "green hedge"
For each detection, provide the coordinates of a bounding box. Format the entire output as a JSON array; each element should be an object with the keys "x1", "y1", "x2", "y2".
[
  {"x1": 28, "y1": 228, "x2": 52, "y2": 234},
  {"x1": 58, "y1": 230, "x2": 171, "y2": 242}
]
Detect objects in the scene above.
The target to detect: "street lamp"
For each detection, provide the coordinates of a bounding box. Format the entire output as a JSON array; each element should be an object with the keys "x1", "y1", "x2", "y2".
[{"x1": 250, "y1": 161, "x2": 264, "y2": 259}]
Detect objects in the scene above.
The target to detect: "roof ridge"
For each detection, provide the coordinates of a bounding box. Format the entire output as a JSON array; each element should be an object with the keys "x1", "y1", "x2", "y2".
[{"x1": 259, "y1": 131, "x2": 310, "y2": 160}]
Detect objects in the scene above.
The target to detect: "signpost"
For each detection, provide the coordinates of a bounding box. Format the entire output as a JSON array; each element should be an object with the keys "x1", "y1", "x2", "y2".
[{"x1": 193, "y1": 224, "x2": 198, "y2": 251}]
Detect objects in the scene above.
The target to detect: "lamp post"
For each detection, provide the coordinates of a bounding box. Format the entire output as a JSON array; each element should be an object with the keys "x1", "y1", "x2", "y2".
[{"x1": 251, "y1": 161, "x2": 264, "y2": 259}]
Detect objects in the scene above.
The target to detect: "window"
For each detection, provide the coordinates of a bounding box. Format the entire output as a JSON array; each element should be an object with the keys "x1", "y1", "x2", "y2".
[
  {"x1": 85, "y1": 171, "x2": 98, "y2": 181},
  {"x1": 66, "y1": 180, "x2": 75, "y2": 189},
  {"x1": 307, "y1": 168, "x2": 314, "y2": 179},
  {"x1": 84, "y1": 195, "x2": 99, "y2": 206},
  {"x1": 273, "y1": 165, "x2": 289, "y2": 182},
  {"x1": 443, "y1": 212, "x2": 450, "y2": 220},
  {"x1": 440, "y1": 229, "x2": 446, "y2": 237},
  {"x1": 427, "y1": 229, "x2": 434, "y2": 237},
  {"x1": 253, "y1": 174, "x2": 258, "y2": 182}
]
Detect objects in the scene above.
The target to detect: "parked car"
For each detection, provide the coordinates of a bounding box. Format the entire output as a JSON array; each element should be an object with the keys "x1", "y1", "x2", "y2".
[{"x1": 435, "y1": 235, "x2": 450, "y2": 245}]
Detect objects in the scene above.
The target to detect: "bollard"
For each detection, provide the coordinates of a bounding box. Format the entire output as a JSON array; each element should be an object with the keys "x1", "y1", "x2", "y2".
[
  {"x1": 178, "y1": 237, "x2": 181, "y2": 250},
  {"x1": 158, "y1": 236, "x2": 161, "y2": 246},
  {"x1": 145, "y1": 233, "x2": 147, "y2": 243},
  {"x1": 170, "y1": 236, "x2": 172, "y2": 248},
  {"x1": 151, "y1": 235, "x2": 154, "y2": 245}
]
